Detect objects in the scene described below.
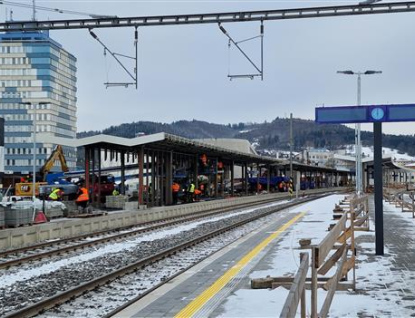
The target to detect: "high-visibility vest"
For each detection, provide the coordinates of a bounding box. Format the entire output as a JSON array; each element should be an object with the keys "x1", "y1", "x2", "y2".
[
  {"x1": 172, "y1": 183, "x2": 180, "y2": 192},
  {"x1": 49, "y1": 188, "x2": 60, "y2": 200},
  {"x1": 188, "y1": 183, "x2": 195, "y2": 193},
  {"x1": 76, "y1": 187, "x2": 89, "y2": 202}
]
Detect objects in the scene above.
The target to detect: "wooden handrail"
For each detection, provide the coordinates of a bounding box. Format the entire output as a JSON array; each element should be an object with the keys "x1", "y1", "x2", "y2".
[
  {"x1": 280, "y1": 253, "x2": 309, "y2": 318},
  {"x1": 319, "y1": 246, "x2": 348, "y2": 318},
  {"x1": 314, "y1": 212, "x2": 347, "y2": 268}
]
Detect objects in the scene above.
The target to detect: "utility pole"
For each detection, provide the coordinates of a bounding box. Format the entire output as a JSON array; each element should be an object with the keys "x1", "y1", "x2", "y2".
[
  {"x1": 289, "y1": 113, "x2": 293, "y2": 179},
  {"x1": 337, "y1": 70, "x2": 382, "y2": 194},
  {"x1": 32, "y1": 0, "x2": 36, "y2": 21}
]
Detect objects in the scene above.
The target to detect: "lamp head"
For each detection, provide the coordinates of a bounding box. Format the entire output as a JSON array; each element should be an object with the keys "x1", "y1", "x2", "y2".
[
  {"x1": 364, "y1": 70, "x2": 382, "y2": 75},
  {"x1": 337, "y1": 70, "x2": 354, "y2": 75}
]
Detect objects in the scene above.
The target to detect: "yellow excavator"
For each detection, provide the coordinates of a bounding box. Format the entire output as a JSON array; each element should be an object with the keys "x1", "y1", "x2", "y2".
[
  {"x1": 39, "y1": 145, "x2": 69, "y2": 180},
  {"x1": 15, "y1": 145, "x2": 69, "y2": 197}
]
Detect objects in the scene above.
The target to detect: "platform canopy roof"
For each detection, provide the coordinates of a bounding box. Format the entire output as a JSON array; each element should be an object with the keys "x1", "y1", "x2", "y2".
[
  {"x1": 277, "y1": 162, "x2": 339, "y2": 174},
  {"x1": 68, "y1": 132, "x2": 282, "y2": 165},
  {"x1": 363, "y1": 155, "x2": 414, "y2": 172}
]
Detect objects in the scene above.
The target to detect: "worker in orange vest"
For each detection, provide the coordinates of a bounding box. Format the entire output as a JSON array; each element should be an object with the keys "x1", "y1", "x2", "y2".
[
  {"x1": 194, "y1": 189, "x2": 202, "y2": 201},
  {"x1": 172, "y1": 182, "x2": 180, "y2": 204},
  {"x1": 75, "y1": 185, "x2": 89, "y2": 212}
]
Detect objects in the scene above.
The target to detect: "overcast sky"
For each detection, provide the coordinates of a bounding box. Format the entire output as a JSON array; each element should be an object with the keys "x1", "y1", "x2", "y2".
[{"x1": 2, "y1": 0, "x2": 415, "y2": 135}]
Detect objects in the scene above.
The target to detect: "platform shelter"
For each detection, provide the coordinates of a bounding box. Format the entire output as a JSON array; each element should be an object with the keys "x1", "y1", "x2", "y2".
[
  {"x1": 75, "y1": 133, "x2": 286, "y2": 206},
  {"x1": 45, "y1": 132, "x2": 352, "y2": 207}
]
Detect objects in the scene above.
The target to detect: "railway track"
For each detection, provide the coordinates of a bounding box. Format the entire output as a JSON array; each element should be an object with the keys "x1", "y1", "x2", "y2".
[
  {"x1": 1, "y1": 193, "x2": 334, "y2": 318},
  {"x1": 0, "y1": 196, "x2": 290, "y2": 269}
]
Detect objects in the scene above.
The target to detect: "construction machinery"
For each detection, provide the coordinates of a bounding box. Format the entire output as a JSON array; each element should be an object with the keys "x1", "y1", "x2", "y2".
[
  {"x1": 15, "y1": 145, "x2": 71, "y2": 197},
  {"x1": 40, "y1": 145, "x2": 69, "y2": 180},
  {"x1": 14, "y1": 182, "x2": 47, "y2": 197}
]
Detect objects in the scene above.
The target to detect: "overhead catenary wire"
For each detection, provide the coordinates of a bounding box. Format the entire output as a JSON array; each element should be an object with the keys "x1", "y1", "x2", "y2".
[
  {"x1": 104, "y1": 47, "x2": 111, "y2": 86},
  {"x1": 0, "y1": 0, "x2": 117, "y2": 19},
  {"x1": 219, "y1": 22, "x2": 264, "y2": 80},
  {"x1": 89, "y1": 28, "x2": 138, "y2": 88}
]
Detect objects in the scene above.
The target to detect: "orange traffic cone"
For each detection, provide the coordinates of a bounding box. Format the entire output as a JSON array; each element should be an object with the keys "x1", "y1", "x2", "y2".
[{"x1": 34, "y1": 211, "x2": 48, "y2": 224}]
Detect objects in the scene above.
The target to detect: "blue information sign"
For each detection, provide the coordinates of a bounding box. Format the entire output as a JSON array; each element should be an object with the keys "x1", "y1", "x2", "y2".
[
  {"x1": 387, "y1": 104, "x2": 415, "y2": 122},
  {"x1": 315, "y1": 103, "x2": 415, "y2": 257},
  {"x1": 315, "y1": 106, "x2": 367, "y2": 123},
  {"x1": 316, "y1": 104, "x2": 415, "y2": 123}
]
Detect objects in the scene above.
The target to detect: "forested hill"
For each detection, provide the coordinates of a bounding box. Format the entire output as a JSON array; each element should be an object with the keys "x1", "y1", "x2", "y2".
[{"x1": 77, "y1": 118, "x2": 415, "y2": 156}]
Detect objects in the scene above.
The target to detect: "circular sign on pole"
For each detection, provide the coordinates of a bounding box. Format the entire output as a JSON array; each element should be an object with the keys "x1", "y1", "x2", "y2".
[{"x1": 370, "y1": 107, "x2": 385, "y2": 121}]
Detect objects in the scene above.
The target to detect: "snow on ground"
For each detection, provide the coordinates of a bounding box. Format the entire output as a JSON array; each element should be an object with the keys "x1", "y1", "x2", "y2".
[
  {"x1": 0, "y1": 200, "x2": 289, "y2": 289},
  {"x1": 339, "y1": 145, "x2": 414, "y2": 161},
  {"x1": 219, "y1": 194, "x2": 415, "y2": 317}
]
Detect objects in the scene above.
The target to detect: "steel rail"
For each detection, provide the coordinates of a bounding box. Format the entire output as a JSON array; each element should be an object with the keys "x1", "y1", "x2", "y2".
[
  {"x1": 0, "y1": 195, "x2": 288, "y2": 269},
  {"x1": 0, "y1": 187, "x2": 345, "y2": 262},
  {"x1": 0, "y1": 194, "x2": 286, "y2": 258},
  {"x1": 0, "y1": 2, "x2": 414, "y2": 32},
  {"x1": 3, "y1": 194, "x2": 329, "y2": 318}
]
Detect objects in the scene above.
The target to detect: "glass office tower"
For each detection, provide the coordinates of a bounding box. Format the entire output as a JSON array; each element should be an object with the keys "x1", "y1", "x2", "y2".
[{"x1": 0, "y1": 30, "x2": 77, "y2": 175}]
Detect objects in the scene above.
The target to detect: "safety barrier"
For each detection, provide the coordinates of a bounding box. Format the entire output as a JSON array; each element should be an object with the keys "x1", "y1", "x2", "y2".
[
  {"x1": 383, "y1": 188, "x2": 397, "y2": 203},
  {"x1": 252, "y1": 194, "x2": 369, "y2": 318},
  {"x1": 279, "y1": 253, "x2": 309, "y2": 318},
  {"x1": 347, "y1": 195, "x2": 369, "y2": 231},
  {"x1": 384, "y1": 189, "x2": 415, "y2": 217},
  {"x1": 393, "y1": 190, "x2": 406, "y2": 209},
  {"x1": 308, "y1": 209, "x2": 355, "y2": 317}
]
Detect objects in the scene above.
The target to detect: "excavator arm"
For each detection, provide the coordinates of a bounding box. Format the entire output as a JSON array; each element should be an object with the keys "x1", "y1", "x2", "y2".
[{"x1": 39, "y1": 145, "x2": 69, "y2": 180}]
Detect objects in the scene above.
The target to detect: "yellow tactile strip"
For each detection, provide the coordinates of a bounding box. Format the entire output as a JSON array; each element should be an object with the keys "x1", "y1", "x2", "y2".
[{"x1": 175, "y1": 211, "x2": 307, "y2": 318}]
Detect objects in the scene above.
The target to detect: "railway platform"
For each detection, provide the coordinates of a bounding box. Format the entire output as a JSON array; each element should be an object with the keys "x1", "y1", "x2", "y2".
[
  {"x1": 0, "y1": 188, "x2": 338, "y2": 250},
  {"x1": 114, "y1": 194, "x2": 415, "y2": 318}
]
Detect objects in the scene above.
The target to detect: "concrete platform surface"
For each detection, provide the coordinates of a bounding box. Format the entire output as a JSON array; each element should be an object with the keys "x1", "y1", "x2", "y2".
[{"x1": 115, "y1": 194, "x2": 415, "y2": 318}]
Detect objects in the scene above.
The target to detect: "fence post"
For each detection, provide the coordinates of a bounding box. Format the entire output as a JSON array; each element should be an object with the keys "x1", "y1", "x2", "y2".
[
  {"x1": 301, "y1": 284, "x2": 306, "y2": 318},
  {"x1": 311, "y1": 247, "x2": 317, "y2": 318},
  {"x1": 366, "y1": 196, "x2": 369, "y2": 230},
  {"x1": 350, "y1": 209, "x2": 356, "y2": 290},
  {"x1": 300, "y1": 253, "x2": 306, "y2": 318}
]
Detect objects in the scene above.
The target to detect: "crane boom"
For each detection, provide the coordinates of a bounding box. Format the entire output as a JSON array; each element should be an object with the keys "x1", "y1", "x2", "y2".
[{"x1": 39, "y1": 145, "x2": 69, "y2": 181}]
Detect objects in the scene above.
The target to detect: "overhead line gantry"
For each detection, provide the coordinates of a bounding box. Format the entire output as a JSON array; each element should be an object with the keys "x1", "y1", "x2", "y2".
[
  {"x1": 1, "y1": 1, "x2": 414, "y2": 86},
  {"x1": 0, "y1": 1, "x2": 414, "y2": 31}
]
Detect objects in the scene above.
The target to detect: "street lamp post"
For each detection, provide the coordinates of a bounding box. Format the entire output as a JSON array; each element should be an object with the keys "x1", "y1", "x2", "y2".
[
  {"x1": 21, "y1": 102, "x2": 47, "y2": 205},
  {"x1": 337, "y1": 70, "x2": 382, "y2": 194},
  {"x1": 21, "y1": 102, "x2": 37, "y2": 204}
]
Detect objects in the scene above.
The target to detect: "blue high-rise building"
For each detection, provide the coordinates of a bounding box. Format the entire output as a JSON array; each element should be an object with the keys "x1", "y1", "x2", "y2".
[{"x1": 0, "y1": 30, "x2": 77, "y2": 175}]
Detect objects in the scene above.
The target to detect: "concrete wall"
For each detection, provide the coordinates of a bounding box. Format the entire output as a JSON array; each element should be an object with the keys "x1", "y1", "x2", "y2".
[{"x1": 0, "y1": 187, "x2": 346, "y2": 250}]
